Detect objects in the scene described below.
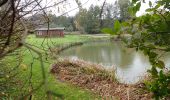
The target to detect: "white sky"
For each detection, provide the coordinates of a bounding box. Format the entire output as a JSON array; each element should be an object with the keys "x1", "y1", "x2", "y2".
[
  {"x1": 44, "y1": 0, "x2": 116, "y2": 16},
  {"x1": 42, "y1": 0, "x2": 156, "y2": 17}
]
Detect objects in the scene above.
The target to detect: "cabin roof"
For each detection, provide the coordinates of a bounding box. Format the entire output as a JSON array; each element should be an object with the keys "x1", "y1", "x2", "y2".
[{"x1": 35, "y1": 27, "x2": 65, "y2": 31}]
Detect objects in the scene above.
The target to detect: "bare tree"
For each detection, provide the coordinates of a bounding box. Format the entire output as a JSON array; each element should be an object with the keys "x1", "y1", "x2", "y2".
[{"x1": 0, "y1": 0, "x2": 68, "y2": 99}]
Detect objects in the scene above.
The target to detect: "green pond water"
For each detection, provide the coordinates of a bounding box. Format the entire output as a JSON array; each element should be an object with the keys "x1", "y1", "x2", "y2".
[{"x1": 60, "y1": 41, "x2": 170, "y2": 84}]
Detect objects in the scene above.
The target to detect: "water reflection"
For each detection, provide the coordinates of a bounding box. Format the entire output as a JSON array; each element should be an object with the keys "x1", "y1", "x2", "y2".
[{"x1": 60, "y1": 41, "x2": 169, "y2": 84}]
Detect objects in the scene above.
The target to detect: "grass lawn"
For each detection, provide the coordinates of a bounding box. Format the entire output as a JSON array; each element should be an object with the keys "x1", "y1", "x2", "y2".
[
  {"x1": 9, "y1": 34, "x2": 109, "y2": 99},
  {"x1": 26, "y1": 34, "x2": 109, "y2": 48}
]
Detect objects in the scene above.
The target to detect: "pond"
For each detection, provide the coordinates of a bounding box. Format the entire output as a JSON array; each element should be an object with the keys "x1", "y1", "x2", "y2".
[{"x1": 60, "y1": 41, "x2": 170, "y2": 84}]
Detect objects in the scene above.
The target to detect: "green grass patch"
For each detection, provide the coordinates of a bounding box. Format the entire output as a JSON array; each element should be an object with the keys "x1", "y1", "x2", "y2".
[
  {"x1": 26, "y1": 34, "x2": 96, "y2": 48},
  {"x1": 1, "y1": 34, "x2": 109, "y2": 99}
]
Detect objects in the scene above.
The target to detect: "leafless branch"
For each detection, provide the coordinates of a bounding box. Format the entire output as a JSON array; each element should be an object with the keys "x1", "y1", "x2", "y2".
[{"x1": 0, "y1": 0, "x2": 8, "y2": 7}]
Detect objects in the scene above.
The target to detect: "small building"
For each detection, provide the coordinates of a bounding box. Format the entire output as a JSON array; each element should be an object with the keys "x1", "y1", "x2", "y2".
[{"x1": 35, "y1": 27, "x2": 65, "y2": 37}]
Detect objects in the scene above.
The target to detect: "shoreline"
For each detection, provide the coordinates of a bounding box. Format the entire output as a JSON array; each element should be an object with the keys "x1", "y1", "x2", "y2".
[
  {"x1": 49, "y1": 38, "x2": 113, "y2": 55},
  {"x1": 50, "y1": 58, "x2": 152, "y2": 100}
]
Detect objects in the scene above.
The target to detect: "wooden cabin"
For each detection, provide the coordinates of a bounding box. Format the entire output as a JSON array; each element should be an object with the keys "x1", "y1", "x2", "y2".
[{"x1": 35, "y1": 27, "x2": 65, "y2": 37}]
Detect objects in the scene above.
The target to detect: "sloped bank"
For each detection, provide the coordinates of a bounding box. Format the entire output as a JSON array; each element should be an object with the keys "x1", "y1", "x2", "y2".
[
  {"x1": 49, "y1": 42, "x2": 84, "y2": 54},
  {"x1": 49, "y1": 39, "x2": 111, "y2": 55},
  {"x1": 50, "y1": 59, "x2": 152, "y2": 100}
]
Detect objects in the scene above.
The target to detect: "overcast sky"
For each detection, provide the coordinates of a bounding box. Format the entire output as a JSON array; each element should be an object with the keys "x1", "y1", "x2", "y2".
[{"x1": 42, "y1": 0, "x2": 156, "y2": 17}]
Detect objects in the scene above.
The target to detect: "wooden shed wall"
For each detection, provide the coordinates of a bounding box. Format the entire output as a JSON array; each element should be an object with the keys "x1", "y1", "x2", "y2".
[{"x1": 36, "y1": 30, "x2": 64, "y2": 37}]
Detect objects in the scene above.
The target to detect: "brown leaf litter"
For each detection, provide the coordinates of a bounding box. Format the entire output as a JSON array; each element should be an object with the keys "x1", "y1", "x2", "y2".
[{"x1": 50, "y1": 59, "x2": 153, "y2": 100}]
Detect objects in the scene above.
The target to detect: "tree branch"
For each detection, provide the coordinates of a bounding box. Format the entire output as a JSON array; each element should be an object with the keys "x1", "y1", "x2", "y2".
[{"x1": 0, "y1": 0, "x2": 8, "y2": 7}]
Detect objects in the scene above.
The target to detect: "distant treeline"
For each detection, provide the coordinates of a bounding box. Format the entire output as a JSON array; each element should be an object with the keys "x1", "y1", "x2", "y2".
[{"x1": 28, "y1": 0, "x2": 130, "y2": 34}]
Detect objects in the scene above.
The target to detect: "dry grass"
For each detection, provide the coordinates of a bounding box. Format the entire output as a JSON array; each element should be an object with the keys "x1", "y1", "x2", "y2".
[{"x1": 50, "y1": 59, "x2": 153, "y2": 100}]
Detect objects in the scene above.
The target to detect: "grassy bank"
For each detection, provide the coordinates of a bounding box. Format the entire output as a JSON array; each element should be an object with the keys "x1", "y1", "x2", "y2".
[
  {"x1": 26, "y1": 34, "x2": 111, "y2": 48},
  {"x1": 3, "y1": 34, "x2": 110, "y2": 99}
]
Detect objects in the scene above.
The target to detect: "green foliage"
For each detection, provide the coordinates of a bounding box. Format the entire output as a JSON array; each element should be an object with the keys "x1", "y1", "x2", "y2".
[
  {"x1": 103, "y1": 0, "x2": 170, "y2": 99},
  {"x1": 75, "y1": 1, "x2": 130, "y2": 34},
  {"x1": 114, "y1": 20, "x2": 121, "y2": 33},
  {"x1": 101, "y1": 28, "x2": 114, "y2": 35},
  {"x1": 102, "y1": 20, "x2": 121, "y2": 35},
  {"x1": 149, "y1": 1, "x2": 152, "y2": 7},
  {"x1": 146, "y1": 71, "x2": 170, "y2": 100},
  {"x1": 75, "y1": 5, "x2": 101, "y2": 34},
  {"x1": 102, "y1": 3, "x2": 119, "y2": 28},
  {"x1": 127, "y1": 0, "x2": 170, "y2": 99},
  {"x1": 118, "y1": 0, "x2": 131, "y2": 21},
  {"x1": 129, "y1": 1, "x2": 141, "y2": 16}
]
